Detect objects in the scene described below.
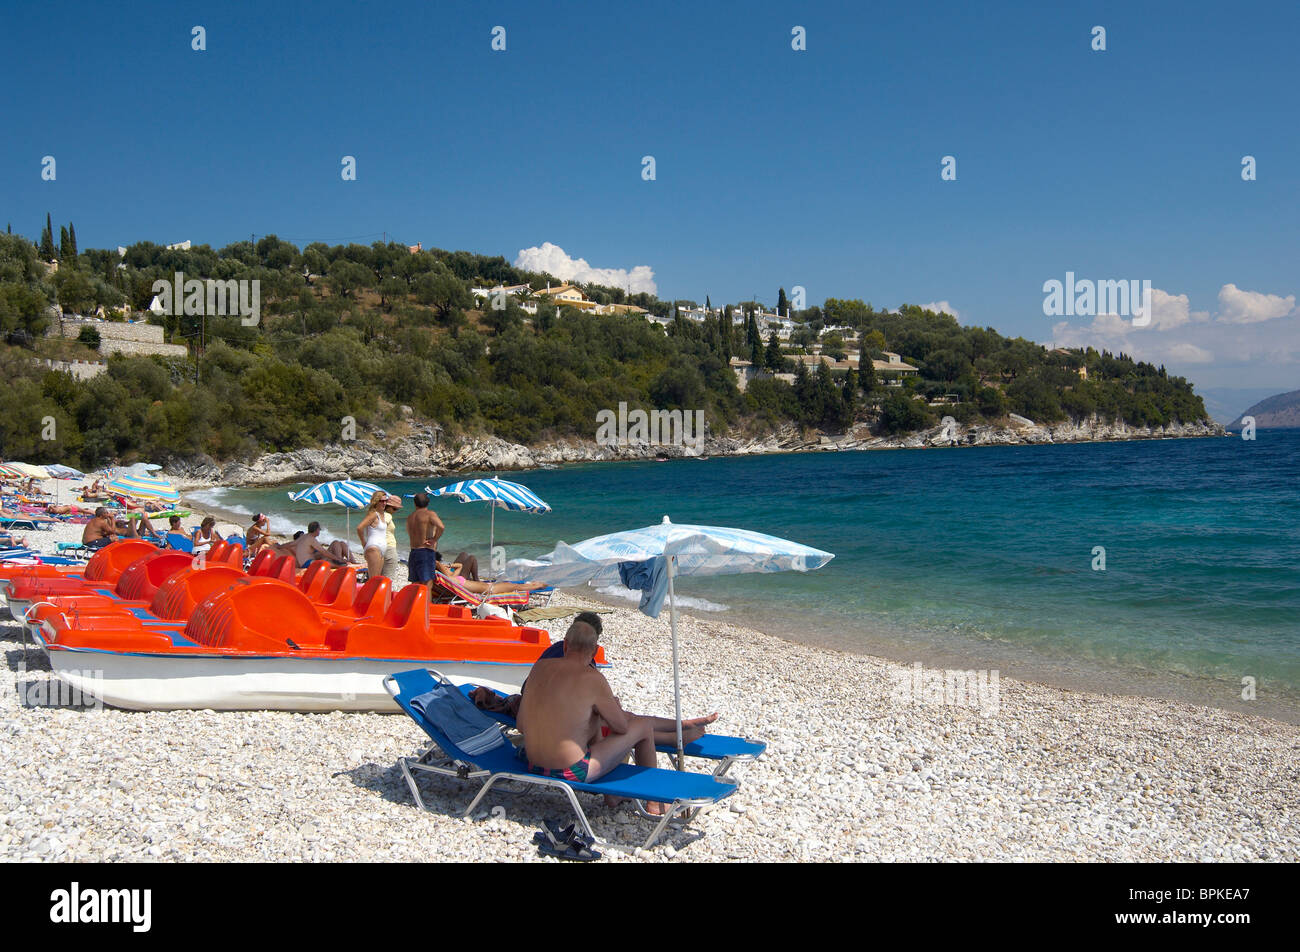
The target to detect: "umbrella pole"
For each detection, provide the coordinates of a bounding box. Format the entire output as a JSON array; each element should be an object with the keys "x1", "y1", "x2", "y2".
[
  {"x1": 668, "y1": 555, "x2": 684, "y2": 770},
  {"x1": 489, "y1": 504, "x2": 497, "y2": 581}
]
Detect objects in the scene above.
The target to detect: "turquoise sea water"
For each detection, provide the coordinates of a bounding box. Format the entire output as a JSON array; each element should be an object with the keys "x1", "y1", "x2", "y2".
[{"x1": 191, "y1": 430, "x2": 1300, "y2": 722}]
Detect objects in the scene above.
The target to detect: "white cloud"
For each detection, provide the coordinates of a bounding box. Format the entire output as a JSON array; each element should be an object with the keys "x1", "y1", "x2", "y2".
[
  {"x1": 514, "y1": 242, "x2": 657, "y2": 295},
  {"x1": 1216, "y1": 283, "x2": 1296, "y2": 324},
  {"x1": 1146, "y1": 288, "x2": 1209, "y2": 330},
  {"x1": 1047, "y1": 283, "x2": 1300, "y2": 386},
  {"x1": 923, "y1": 301, "x2": 960, "y2": 320}
]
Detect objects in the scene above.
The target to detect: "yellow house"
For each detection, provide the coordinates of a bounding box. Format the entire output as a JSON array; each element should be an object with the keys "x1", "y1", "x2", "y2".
[{"x1": 537, "y1": 284, "x2": 598, "y2": 309}]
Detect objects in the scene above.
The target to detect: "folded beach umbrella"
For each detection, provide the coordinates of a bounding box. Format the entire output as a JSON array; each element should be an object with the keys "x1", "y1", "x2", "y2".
[
  {"x1": 287, "y1": 479, "x2": 387, "y2": 533},
  {"x1": 425, "y1": 476, "x2": 551, "y2": 575},
  {"x1": 507, "y1": 517, "x2": 833, "y2": 768},
  {"x1": 104, "y1": 471, "x2": 181, "y2": 504}
]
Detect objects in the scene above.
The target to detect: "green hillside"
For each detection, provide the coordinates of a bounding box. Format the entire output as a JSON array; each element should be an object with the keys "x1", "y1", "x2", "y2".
[{"x1": 0, "y1": 226, "x2": 1210, "y2": 469}]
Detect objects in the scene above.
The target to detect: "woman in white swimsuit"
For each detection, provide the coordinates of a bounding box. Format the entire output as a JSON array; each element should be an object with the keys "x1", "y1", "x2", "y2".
[
  {"x1": 190, "y1": 516, "x2": 222, "y2": 555},
  {"x1": 356, "y1": 491, "x2": 389, "y2": 578}
]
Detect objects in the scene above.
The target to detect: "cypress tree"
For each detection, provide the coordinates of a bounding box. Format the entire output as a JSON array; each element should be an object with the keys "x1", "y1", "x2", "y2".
[
  {"x1": 841, "y1": 366, "x2": 859, "y2": 425},
  {"x1": 68, "y1": 223, "x2": 78, "y2": 258},
  {"x1": 39, "y1": 213, "x2": 55, "y2": 260},
  {"x1": 59, "y1": 225, "x2": 70, "y2": 260},
  {"x1": 777, "y1": 287, "x2": 788, "y2": 316},
  {"x1": 859, "y1": 353, "x2": 877, "y2": 393},
  {"x1": 765, "y1": 331, "x2": 784, "y2": 371}
]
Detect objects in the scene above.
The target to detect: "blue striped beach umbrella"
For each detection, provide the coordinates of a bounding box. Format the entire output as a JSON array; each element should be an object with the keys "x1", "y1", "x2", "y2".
[
  {"x1": 507, "y1": 517, "x2": 833, "y2": 767},
  {"x1": 424, "y1": 476, "x2": 551, "y2": 573},
  {"x1": 104, "y1": 472, "x2": 181, "y2": 504},
  {"x1": 287, "y1": 479, "x2": 387, "y2": 533}
]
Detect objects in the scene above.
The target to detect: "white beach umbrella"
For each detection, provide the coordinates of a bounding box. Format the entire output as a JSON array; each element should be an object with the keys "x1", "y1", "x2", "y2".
[
  {"x1": 507, "y1": 517, "x2": 834, "y2": 768},
  {"x1": 8, "y1": 463, "x2": 51, "y2": 479}
]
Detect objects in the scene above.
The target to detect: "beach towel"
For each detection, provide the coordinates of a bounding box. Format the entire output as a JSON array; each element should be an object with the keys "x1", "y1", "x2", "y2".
[
  {"x1": 409, "y1": 682, "x2": 505, "y2": 757},
  {"x1": 617, "y1": 555, "x2": 669, "y2": 618}
]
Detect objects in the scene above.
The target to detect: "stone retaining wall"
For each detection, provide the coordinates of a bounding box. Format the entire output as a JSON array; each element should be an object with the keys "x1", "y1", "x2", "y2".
[
  {"x1": 51, "y1": 319, "x2": 167, "y2": 343},
  {"x1": 99, "y1": 338, "x2": 189, "y2": 358}
]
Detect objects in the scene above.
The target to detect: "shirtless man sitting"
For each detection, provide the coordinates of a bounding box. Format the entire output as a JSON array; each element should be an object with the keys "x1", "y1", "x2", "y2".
[
  {"x1": 514, "y1": 616, "x2": 718, "y2": 815},
  {"x1": 81, "y1": 508, "x2": 119, "y2": 549},
  {"x1": 475, "y1": 614, "x2": 717, "y2": 744},
  {"x1": 274, "y1": 521, "x2": 357, "y2": 567}
]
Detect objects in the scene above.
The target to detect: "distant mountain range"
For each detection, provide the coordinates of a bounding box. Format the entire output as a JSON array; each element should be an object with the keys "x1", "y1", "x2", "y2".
[{"x1": 1229, "y1": 389, "x2": 1300, "y2": 429}]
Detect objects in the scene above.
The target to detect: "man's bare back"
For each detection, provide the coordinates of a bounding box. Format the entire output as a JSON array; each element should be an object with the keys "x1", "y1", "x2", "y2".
[{"x1": 516, "y1": 658, "x2": 614, "y2": 770}]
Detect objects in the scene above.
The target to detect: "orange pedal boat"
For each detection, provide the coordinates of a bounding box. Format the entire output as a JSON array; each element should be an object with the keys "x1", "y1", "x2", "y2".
[{"x1": 26, "y1": 543, "x2": 587, "y2": 712}]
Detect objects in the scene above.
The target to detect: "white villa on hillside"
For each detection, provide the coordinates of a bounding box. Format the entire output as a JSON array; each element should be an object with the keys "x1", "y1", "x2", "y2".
[{"x1": 872, "y1": 351, "x2": 919, "y2": 387}]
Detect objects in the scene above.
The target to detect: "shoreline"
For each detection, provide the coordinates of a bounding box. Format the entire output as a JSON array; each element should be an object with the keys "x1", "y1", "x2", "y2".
[
  {"x1": 575, "y1": 584, "x2": 1300, "y2": 729},
  {"x1": 179, "y1": 450, "x2": 1300, "y2": 731},
  {"x1": 164, "y1": 418, "x2": 1227, "y2": 490}
]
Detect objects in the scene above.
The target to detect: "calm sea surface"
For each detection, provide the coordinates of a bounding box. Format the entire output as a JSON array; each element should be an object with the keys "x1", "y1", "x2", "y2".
[{"x1": 192, "y1": 429, "x2": 1300, "y2": 722}]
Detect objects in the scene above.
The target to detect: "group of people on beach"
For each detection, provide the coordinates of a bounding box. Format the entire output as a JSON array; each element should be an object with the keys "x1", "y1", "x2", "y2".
[
  {"x1": 233, "y1": 491, "x2": 529, "y2": 597},
  {"x1": 81, "y1": 509, "x2": 219, "y2": 551}
]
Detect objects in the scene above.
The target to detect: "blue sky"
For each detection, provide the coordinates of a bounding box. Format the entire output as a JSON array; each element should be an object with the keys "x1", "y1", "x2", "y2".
[{"x1": 4, "y1": 0, "x2": 1298, "y2": 392}]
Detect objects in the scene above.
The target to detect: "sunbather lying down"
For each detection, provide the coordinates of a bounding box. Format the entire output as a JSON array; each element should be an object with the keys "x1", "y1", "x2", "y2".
[{"x1": 437, "y1": 561, "x2": 546, "y2": 595}]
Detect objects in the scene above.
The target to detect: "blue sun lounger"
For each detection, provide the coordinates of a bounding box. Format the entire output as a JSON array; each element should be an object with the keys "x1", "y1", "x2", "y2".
[
  {"x1": 0, "y1": 517, "x2": 55, "y2": 532},
  {"x1": 384, "y1": 668, "x2": 739, "y2": 850},
  {"x1": 455, "y1": 683, "x2": 766, "y2": 779}
]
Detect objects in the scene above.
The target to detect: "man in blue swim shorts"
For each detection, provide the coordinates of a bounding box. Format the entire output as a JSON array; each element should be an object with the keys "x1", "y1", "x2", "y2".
[{"x1": 405, "y1": 492, "x2": 444, "y2": 588}]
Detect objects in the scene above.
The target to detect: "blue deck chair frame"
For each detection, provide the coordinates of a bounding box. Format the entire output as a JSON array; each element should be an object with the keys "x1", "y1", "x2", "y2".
[
  {"x1": 0, "y1": 517, "x2": 55, "y2": 532},
  {"x1": 384, "y1": 668, "x2": 739, "y2": 851},
  {"x1": 455, "y1": 683, "x2": 766, "y2": 780}
]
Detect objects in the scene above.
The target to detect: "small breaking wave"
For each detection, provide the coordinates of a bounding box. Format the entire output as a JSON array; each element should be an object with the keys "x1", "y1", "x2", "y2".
[{"x1": 595, "y1": 584, "x2": 729, "y2": 613}]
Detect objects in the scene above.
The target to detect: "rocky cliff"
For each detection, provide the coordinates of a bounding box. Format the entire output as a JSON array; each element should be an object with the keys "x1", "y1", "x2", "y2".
[{"x1": 162, "y1": 414, "x2": 1227, "y2": 489}]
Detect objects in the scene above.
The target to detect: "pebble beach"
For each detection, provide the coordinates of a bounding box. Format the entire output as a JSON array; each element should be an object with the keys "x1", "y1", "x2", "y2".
[{"x1": 2, "y1": 483, "x2": 1298, "y2": 862}]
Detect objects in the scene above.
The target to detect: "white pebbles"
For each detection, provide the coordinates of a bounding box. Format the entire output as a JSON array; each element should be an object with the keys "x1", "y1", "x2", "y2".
[{"x1": 3, "y1": 588, "x2": 1298, "y2": 863}]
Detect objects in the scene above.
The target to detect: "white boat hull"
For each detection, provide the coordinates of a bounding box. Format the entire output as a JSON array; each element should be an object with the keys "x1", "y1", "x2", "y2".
[{"x1": 42, "y1": 647, "x2": 533, "y2": 713}]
